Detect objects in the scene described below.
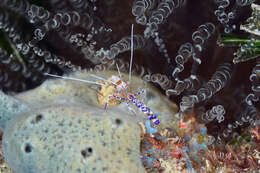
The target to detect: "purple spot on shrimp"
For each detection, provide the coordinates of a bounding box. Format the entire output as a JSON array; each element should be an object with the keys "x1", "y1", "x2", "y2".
[
  {"x1": 148, "y1": 114, "x2": 157, "y2": 120},
  {"x1": 104, "y1": 103, "x2": 108, "y2": 110},
  {"x1": 154, "y1": 119, "x2": 160, "y2": 125}
]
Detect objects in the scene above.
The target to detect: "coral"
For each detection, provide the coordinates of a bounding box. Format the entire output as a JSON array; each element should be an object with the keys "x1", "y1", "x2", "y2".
[{"x1": 204, "y1": 145, "x2": 260, "y2": 172}]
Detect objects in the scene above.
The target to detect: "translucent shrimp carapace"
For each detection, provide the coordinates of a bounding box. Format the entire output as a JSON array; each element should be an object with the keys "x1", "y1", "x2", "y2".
[{"x1": 97, "y1": 75, "x2": 129, "y2": 108}]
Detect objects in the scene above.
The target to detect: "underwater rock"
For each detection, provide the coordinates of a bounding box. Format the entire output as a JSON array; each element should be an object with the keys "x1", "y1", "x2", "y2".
[
  {"x1": 1, "y1": 71, "x2": 178, "y2": 173},
  {"x1": 0, "y1": 91, "x2": 29, "y2": 131},
  {"x1": 0, "y1": 132, "x2": 14, "y2": 173},
  {"x1": 3, "y1": 104, "x2": 145, "y2": 173}
]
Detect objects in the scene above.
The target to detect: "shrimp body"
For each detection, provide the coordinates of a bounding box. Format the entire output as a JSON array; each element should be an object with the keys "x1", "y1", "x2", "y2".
[
  {"x1": 111, "y1": 75, "x2": 129, "y2": 92},
  {"x1": 97, "y1": 74, "x2": 160, "y2": 125}
]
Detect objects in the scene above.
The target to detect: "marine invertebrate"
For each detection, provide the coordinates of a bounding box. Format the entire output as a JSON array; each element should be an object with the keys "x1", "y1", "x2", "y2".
[{"x1": 200, "y1": 105, "x2": 226, "y2": 123}]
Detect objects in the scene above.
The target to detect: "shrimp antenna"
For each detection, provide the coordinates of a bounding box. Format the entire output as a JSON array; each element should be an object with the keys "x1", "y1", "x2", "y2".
[
  {"x1": 129, "y1": 24, "x2": 134, "y2": 84},
  {"x1": 116, "y1": 63, "x2": 122, "y2": 78},
  {"x1": 90, "y1": 74, "x2": 117, "y2": 85},
  {"x1": 43, "y1": 73, "x2": 104, "y2": 86}
]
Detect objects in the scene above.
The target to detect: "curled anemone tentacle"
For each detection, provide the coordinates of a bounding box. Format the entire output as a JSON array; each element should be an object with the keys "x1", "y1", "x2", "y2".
[
  {"x1": 196, "y1": 62, "x2": 233, "y2": 102},
  {"x1": 149, "y1": 73, "x2": 174, "y2": 90},
  {"x1": 236, "y1": 0, "x2": 255, "y2": 6},
  {"x1": 144, "y1": 0, "x2": 187, "y2": 38},
  {"x1": 200, "y1": 105, "x2": 226, "y2": 124},
  {"x1": 132, "y1": 0, "x2": 156, "y2": 25}
]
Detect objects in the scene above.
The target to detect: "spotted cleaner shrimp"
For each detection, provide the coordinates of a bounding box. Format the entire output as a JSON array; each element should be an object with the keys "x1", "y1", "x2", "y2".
[{"x1": 44, "y1": 24, "x2": 160, "y2": 126}]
